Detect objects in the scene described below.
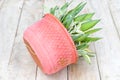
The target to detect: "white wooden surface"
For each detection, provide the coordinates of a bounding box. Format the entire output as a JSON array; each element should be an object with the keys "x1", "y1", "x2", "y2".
[
  {"x1": 0, "y1": 0, "x2": 120, "y2": 80},
  {"x1": 0, "y1": 0, "x2": 24, "y2": 80}
]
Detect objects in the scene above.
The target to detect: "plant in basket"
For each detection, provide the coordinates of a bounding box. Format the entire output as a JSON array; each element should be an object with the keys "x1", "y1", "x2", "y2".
[{"x1": 23, "y1": 1, "x2": 101, "y2": 74}]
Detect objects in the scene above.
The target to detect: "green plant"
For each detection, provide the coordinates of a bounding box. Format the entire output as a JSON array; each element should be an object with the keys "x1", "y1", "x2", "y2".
[{"x1": 49, "y1": 2, "x2": 101, "y2": 64}]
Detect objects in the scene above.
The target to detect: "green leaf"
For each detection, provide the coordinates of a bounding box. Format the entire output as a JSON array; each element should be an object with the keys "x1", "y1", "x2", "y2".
[
  {"x1": 87, "y1": 52, "x2": 95, "y2": 57},
  {"x1": 71, "y1": 34, "x2": 88, "y2": 41},
  {"x1": 85, "y1": 28, "x2": 102, "y2": 34},
  {"x1": 71, "y1": 34, "x2": 83, "y2": 41},
  {"x1": 77, "y1": 50, "x2": 91, "y2": 64},
  {"x1": 50, "y1": 8, "x2": 54, "y2": 14},
  {"x1": 80, "y1": 19, "x2": 100, "y2": 31},
  {"x1": 77, "y1": 43, "x2": 89, "y2": 50},
  {"x1": 60, "y1": 1, "x2": 73, "y2": 21},
  {"x1": 74, "y1": 13, "x2": 95, "y2": 22},
  {"x1": 71, "y1": 2, "x2": 87, "y2": 17},
  {"x1": 61, "y1": 2, "x2": 69, "y2": 11},
  {"x1": 63, "y1": 2, "x2": 86, "y2": 29},
  {"x1": 63, "y1": 18, "x2": 73, "y2": 29},
  {"x1": 60, "y1": 2, "x2": 70, "y2": 18},
  {"x1": 83, "y1": 13, "x2": 95, "y2": 20},
  {"x1": 76, "y1": 34, "x2": 89, "y2": 41},
  {"x1": 83, "y1": 54, "x2": 91, "y2": 64},
  {"x1": 61, "y1": 0, "x2": 73, "y2": 10},
  {"x1": 50, "y1": 6, "x2": 59, "y2": 15},
  {"x1": 77, "y1": 50, "x2": 87, "y2": 55},
  {"x1": 83, "y1": 37, "x2": 101, "y2": 42},
  {"x1": 75, "y1": 14, "x2": 85, "y2": 22}
]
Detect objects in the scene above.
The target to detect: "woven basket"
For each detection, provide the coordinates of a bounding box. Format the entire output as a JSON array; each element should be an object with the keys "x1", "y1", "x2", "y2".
[{"x1": 23, "y1": 14, "x2": 78, "y2": 74}]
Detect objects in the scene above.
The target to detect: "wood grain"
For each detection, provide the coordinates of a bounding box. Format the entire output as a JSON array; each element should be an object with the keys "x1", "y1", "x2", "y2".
[
  {"x1": 88, "y1": 0, "x2": 120, "y2": 80},
  {"x1": 0, "y1": 0, "x2": 24, "y2": 80},
  {"x1": 7, "y1": 0, "x2": 44, "y2": 80},
  {"x1": 108, "y1": 0, "x2": 120, "y2": 37}
]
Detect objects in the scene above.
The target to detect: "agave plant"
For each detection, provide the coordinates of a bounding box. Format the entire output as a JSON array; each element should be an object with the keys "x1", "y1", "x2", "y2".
[{"x1": 49, "y1": 2, "x2": 101, "y2": 64}]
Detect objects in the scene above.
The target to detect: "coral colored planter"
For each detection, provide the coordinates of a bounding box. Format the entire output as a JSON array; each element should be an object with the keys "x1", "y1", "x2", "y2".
[{"x1": 23, "y1": 14, "x2": 78, "y2": 74}]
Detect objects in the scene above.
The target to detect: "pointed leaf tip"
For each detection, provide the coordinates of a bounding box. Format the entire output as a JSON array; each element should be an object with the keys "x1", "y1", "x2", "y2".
[
  {"x1": 80, "y1": 19, "x2": 100, "y2": 31},
  {"x1": 62, "y1": 1, "x2": 87, "y2": 29},
  {"x1": 84, "y1": 55, "x2": 91, "y2": 64},
  {"x1": 74, "y1": 12, "x2": 95, "y2": 22},
  {"x1": 84, "y1": 37, "x2": 102, "y2": 42},
  {"x1": 85, "y1": 28, "x2": 102, "y2": 34}
]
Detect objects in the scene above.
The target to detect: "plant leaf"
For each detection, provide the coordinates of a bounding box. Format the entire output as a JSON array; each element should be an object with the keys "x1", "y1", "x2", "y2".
[
  {"x1": 80, "y1": 19, "x2": 100, "y2": 31},
  {"x1": 50, "y1": 6, "x2": 59, "y2": 15},
  {"x1": 61, "y1": 0, "x2": 73, "y2": 11},
  {"x1": 61, "y1": 2, "x2": 69, "y2": 11},
  {"x1": 83, "y1": 54, "x2": 91, "y2": 64},
  {"x1": 85, "y1": 28, "x2": 102, "y2": 34},
  {"x1": 87, "y1": 52, "x2": 95, "y2": 57},
  {"x1": 83, "y1": 37, "x2": 101, "y2": 42},
  {"x1": 60, "y1": 2, "x2": 70, "y2": 19},
  {"x1": 74, "y1": 13, "x2": 95, "y2": 22},
  {"x1": 71, "y1": 34, "x2": 89, "y2": 41},
  {"x1": 50, "y1": 8, "x2": 54, "y2": 14},
  {"x1": 71, "y1": 34, "x2": 83, "y2": 41},
  {"x1": 77, "y1": 43, "x2": 89, "y2": 50},
  {"x1": 62, "y1": 2, "x2": 86, "y2": 29},
  {"x1": 77, "y1": 50, "x2": 91, "y2": 64},
  {"x1": 76, "y1": 34, "x2": 89, "y2": 41},
  {"x1": 83, "y1": 13, "x2": 95, "y2": 20}
]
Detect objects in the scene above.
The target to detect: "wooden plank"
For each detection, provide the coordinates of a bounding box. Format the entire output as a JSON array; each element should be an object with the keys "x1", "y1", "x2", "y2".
[
  {"x1": 66, "y1": 0, "x2": 101, "y2": 80},
  {"x1": 37, "y1": 68, "x2": 67, "y2": 80},
  {"x1": 88, "y1": 0, "x2": 120, "y2": 80},
  {"x1": 36, "y1": 0, "x2": 68, "y2": 80},
  {"x1": 108, "y1": 0, "x2": 120, "y2": 37},
  {"x1": 68, "y1": 56, "x2": 100, "y2": 80},
  {"x1": 6, "y1": 0, "x2": 44, "y2": 80},
  {"x1": 0, "y1": 0, "x2": 24, "y2": 80},
  {"x1": 0, "y1": 0, "x2": 5, "y2": 8}
]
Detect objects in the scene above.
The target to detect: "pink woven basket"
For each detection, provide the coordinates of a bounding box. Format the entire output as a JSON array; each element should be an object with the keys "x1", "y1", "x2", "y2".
[{"x1": 23, "y1": 14, "x2": 78, "y2": 74}]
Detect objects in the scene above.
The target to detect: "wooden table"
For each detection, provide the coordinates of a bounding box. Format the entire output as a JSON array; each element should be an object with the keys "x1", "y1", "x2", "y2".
[{"x1": 0, "y1": 0, "x2": 120, "y2": 80}]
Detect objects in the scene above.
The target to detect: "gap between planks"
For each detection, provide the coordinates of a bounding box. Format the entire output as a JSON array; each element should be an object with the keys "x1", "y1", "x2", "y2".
[
  {"x1": 7, "y1": 0, "x2": 45, "y2": 80},
  {"x1": 107, "y1": 1, "x2": 120, "y2": 40},
  {"x1": 8, "y1": 0, "x2": 25, "y2": 65},
  {"x1": 86, "y1": 1, "x2": 102, "y2": 79},
  {"x1": 88, "y1": 0, "x2": 120, "y2": 80},
  {"x1": 0, "y1": 0, "x2": 25, "y2": 79}
]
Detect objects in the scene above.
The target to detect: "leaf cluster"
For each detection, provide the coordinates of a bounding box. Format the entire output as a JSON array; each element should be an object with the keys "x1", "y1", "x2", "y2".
[{"x1": 50, "y1": 2, "x2": 102, "y2": 64}]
